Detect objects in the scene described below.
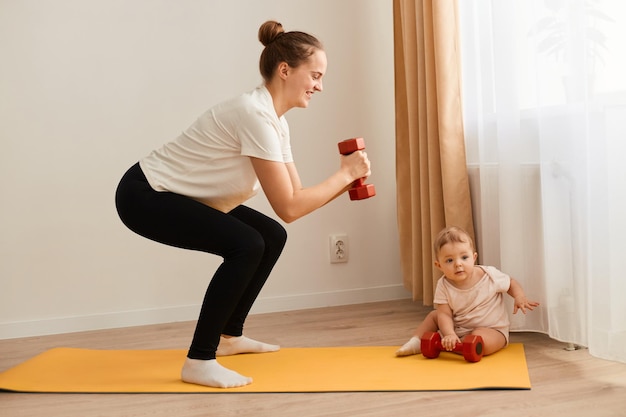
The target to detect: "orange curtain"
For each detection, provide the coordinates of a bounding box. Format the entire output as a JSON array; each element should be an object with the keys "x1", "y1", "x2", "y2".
[{"x1": 393, "y1": 0, "x2": 474, "y2": 304}]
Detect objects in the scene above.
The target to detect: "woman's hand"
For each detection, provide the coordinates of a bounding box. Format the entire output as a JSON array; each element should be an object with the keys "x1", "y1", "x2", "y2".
[{"x1": 340, "y1": 150, "x2": 371, "y2": 183}]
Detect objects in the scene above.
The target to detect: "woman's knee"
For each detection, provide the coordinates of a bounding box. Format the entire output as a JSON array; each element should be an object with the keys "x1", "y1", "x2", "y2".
[
  {"x1": 231, "y1": 206, "x2": 288, "y2": 253},
  {"x1": 228, "y1": 229, "x2": 266, "y2": 262},
  {"x1": 250, "y1": 221, "x2": 287, "y2": 263},
  {"x1": 267, "y1": 220, "x2": 288, "y2": 250}
]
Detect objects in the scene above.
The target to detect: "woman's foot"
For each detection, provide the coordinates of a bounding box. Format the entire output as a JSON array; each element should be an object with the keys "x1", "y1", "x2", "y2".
[
  {"x1": 216, "y1": 335, "x2": 280, "y2": 356},
  {"x1": 181, "y1": 358, "x2": 252, "y2": 388}
]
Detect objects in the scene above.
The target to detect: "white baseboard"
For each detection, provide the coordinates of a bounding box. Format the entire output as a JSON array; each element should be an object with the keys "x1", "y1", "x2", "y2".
[
  {"x1": 0, "y1": 285, "x2": 410, "y2": 340},
  {"x1": 250, "y1": 284, "x2": 411, "y2": 314}
]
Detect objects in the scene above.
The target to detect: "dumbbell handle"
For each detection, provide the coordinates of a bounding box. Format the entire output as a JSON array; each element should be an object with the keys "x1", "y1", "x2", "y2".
[
  {"x1": 435, "y1": 337, "x2": 466, "y2": 356},
  {"x1": 421, "y1": 331, "x2": 483, "y2": 362},
  {"x1": 449, "y1": 341, "x2": 466, "y2": 353},
  {"x1": 337, "y1": 138, "x2": 376, "y2": 200}
]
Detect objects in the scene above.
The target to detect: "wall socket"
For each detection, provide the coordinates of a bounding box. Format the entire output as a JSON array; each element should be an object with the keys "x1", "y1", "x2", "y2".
[{"x1": 329, "y1": 234, "x2": 349, "y2": 263}]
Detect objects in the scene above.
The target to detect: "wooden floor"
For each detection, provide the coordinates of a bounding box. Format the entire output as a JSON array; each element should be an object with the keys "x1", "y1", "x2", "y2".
[{"x1": 1, "y1": 299, "x2": 625, "y2": 417}]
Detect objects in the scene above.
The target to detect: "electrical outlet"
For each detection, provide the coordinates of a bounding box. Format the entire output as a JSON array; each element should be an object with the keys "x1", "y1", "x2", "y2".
[{"x1": 329, "y1": 234, "x2": 349, "y2": 263}]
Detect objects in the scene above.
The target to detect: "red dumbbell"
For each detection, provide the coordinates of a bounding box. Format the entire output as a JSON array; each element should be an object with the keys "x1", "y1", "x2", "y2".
[
  {"x1": 337, "y1": 137, "x2": 376, "y2": 200},
  {"x1": 420, "y1": 331, "x2": 484, "y2": 363}
]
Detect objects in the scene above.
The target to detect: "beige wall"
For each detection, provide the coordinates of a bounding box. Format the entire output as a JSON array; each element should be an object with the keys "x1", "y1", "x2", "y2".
[{"x1": 0, "y1": 0, "x2": 403, "y2": 338}]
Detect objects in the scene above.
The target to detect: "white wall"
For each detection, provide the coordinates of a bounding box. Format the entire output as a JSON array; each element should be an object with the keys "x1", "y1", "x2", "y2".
[{"x1": 0, "y1": 0, "x2": 403, "y2": 339}]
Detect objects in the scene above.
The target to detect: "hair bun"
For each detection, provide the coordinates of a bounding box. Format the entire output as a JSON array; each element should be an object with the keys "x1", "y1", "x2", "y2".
[{"x1": 258, "y1": 20, "x2": 285, "y2": 46}]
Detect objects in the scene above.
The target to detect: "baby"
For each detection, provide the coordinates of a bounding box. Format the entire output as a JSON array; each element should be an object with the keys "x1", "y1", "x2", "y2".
[{"x1": 396, "y1": 226, "x2": 539, "y2": 357}]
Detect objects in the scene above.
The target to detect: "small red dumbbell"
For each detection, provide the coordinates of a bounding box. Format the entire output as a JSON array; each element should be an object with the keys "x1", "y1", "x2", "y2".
[
  {"x1": 337, "y1": 137, "x2": 376, "y2": 200},
  {"x1": 420, "y1": 331, "x2": 484, "y2": 363}
]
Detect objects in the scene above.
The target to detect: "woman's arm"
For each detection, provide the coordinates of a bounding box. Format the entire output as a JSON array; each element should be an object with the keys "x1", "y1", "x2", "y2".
[{"x1": 251, "y1": 151, "x2": 369, "y2": 223}]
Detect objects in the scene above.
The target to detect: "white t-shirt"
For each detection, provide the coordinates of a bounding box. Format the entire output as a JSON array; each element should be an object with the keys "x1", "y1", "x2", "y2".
[
  {"x1": 433, "y1": 265, "x2": 512, "y2": 341},
  {"x1": 139, "y1": 85, "x2": 292, "y2": 213}
]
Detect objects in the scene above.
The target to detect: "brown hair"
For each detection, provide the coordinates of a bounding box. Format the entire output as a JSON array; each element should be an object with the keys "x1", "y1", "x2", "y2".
[
  {"x1": 433, "y1": 226, "x2": 475, "y2": 258},
  {"x1": 258, "y1": 20, "x2": 324, "y2": 82}
]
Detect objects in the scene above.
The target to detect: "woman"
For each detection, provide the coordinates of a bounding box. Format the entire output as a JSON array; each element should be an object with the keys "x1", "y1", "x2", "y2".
[{"x1": 115, "y1": 20, "x2": 371, "y2": 388}]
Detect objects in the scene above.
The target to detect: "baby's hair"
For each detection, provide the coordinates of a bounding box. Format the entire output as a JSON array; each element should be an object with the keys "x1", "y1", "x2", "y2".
[
  {"x1": 258, "y1": 20, "x2": 324, "y2": 82},
  {"x1": 433, "y1": 226, "x2": 475, "y2": 258}
]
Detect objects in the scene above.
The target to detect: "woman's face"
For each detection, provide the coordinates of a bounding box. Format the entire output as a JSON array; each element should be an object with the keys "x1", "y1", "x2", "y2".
[{"x1": 284, "y1": 49, "x2": 327, "y2": 109}]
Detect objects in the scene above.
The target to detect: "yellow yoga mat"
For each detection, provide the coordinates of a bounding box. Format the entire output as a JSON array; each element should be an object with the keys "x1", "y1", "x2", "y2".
[{"x1": 0, "y1": 345, "x2": 530, "y2": 393}]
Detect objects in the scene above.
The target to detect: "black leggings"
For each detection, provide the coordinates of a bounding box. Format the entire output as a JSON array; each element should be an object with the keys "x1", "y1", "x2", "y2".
[{"x1": 115, "y1": 163, "x2": 287, "y2": 360}]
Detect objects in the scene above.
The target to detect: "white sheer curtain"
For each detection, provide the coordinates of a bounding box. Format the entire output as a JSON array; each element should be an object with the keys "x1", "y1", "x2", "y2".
[{"x1": 459, "y1": 0, "x2": 626, "y2": 363}]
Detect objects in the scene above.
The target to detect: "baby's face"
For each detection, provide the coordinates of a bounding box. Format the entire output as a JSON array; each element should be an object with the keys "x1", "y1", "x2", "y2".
[{"x1": 434, "y1": 241, "x2": 478, "y2": 288}]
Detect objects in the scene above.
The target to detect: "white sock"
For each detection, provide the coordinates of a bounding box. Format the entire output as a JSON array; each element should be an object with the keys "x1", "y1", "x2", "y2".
[
  {"x1": 216, "y1": 335, "x2": 280, "y2": 356},
  {"x1": 395, "y1": 336, "x2": 421, "y2": 357},
  {"x1": 181, "y1": 358, "x2": 252, "y2": 388}
]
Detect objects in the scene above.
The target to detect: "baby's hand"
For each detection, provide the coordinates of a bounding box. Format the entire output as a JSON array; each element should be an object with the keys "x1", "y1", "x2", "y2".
[
  {"x1": 513, "y1": 298, "x2": 540, "y2": 314},
  {"x1": 441, "y1": 334, "x2": 461, "y2": 351}
]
